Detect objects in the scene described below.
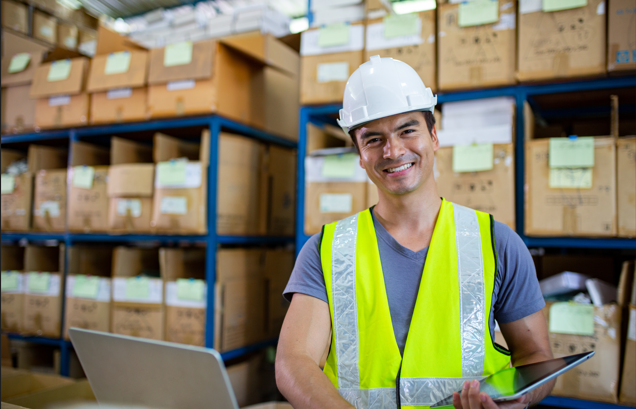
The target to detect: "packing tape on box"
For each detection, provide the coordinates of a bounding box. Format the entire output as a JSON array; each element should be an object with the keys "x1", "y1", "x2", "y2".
[
  {"x1": 469, "y1": 66, "x2": 483, "y2": 84},
  {"x1": 553, "y1": 53, "x2": 569, "y2": 77},
  {"x1": 563, "y1": 206, "x2": 578, "y2": 235}
]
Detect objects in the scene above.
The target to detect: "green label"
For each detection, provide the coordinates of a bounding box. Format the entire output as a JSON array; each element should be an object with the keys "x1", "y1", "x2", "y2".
[
  {"x1": 176, "y1": 278, "x2": 205, "y2": 302},
  {"x1": 157, "y1": 161, "x2": 187, "y2": 186},
  {"x1": 322, "y1": 154, "x2": 358, "y2": 178},
  {"x1": 549, "y1": 168, "x2": 592, "y2": 189},
  {"x1": 1, "y1": 271, "x2": 20, "y2": 291},
  {"x1": 72, "y1": 166, "x2": 95, "y2": 189},
  {"x1": 47, "y1": 59, "x2": 72, "y2": 82},
  {"x1": 72, "y1": 275, "x2": 100, "y2": 299},
  {"x1": 318, "y1": 24, "x2": 350, "y2": 48},
  {"x1": 549, "y1": 302, "x2": 595, "y2": 336},
  {"x1": 384, "y1": 14, "x2": 419, "y2": 38},
  {"x1": 164, "y1": 41, "x2": 193, "y2": 67},
  {"x1": 549, "y1": 137, "x2": 594, "y2": 168},
  {"x1": 1, "y1": 174, "x2": 15, "y2": 194},
  {"x1": 105, "y1": 51, "x2": 131, "y2": 75},
  {"x1": 543, "y1": 0, "x2": 587, "y2": 12},
  {"x1": 452, "y1": 143, "x2": 494, "y2": 173},
  {"x1": 28, "y1": 272, "x2": 50, "y2": 293},
  {"x1": 9, "y1": 53, "x2": 31, "y2": 74},
  {"x1": 459, "y1": 0, "x2": 500, "y2": 27},
  {"x1": 125, "y1": 277, "x2": 150, "y2": 299}
]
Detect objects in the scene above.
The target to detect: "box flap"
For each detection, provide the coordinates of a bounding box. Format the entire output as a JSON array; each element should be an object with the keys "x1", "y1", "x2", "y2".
[
  {"x1": 1, "y1": 148, "x2": 26, "y2": 173},
  {"x1": 220, "y1": 32, "x2": 299, "y2": 77},
  {"x1": 68, "y1": 246, "x2": 112, "y2": 277},
  {"x1": 28, "y1": 144, "x2": 68, "y2": 172},
  {"x1": 159, "y1": 248, "x2": 206, "y2": 281},
  {"x1": 147, "y1": 40, "x2": 215, "y2": 85},
  {"x1": 108, "y1": 163, "x2": 154, "y2": 197},
  {"x1": 153, "y1": 130, "x2": 210, "y2": 164},
  {"x1": 42, "y1": 47, "x2": 84, "y2": 63},
  {"x1": 0, "y1": 245, "x2": 24, "y2": 271},
  {"x1": 94, "y1": 25, "x2": 147, "y2": 56},
  {"x1": 30, "y1": 57, "x2": 88, "y2": 98},
  {"x1": 86, "y1": 50, "x2": 148, "y2": 92},
  {"x1": 24, "y1": 245, "x2": 62, "y2": 273},
  {"x1": 110, "y1": 136, "x2": 153, "y2": 165},
  {"x1": 70, "y1": 141, "x2": 109, "y2": 166},
  {"x1": 112, "y1": 246, "x2": 160, "y2": 278},
  {"x1": 2, "y1": 29, "x2": 52, "y2": 57},
  {"x1": 1, "y1": 50, "x2": 45, "y2": 87}
]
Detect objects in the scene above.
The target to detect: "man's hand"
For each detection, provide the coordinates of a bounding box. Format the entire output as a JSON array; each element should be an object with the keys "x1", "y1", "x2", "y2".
[{"x1": 452, "y1": 380, "x2": 529, "y2": 409}]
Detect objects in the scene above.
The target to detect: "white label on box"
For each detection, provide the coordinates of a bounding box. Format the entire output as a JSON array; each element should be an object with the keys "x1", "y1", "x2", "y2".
[
  {"x1": 167, "y1": 80, "x2": 195, "y2": 91},
  {"x1": 49, "y1": 95, "x2": 71, "y2": 107},
  {"x1": 112, "y1": 277, "x2": 163, "y2": 303},
  {"x1": 629, "y1": 309, "x2": 636, "y2": 341},
  {"x1": 317, "y1": 62, "x2": 350, "y2": 83},
  {"x1": 40, "y1": 25, "x2": 53, "y2": 38},
  {"x1": 320, "y1": 193, "x2": 353, "y2": 213},
  {"x1": 64, "y1": 36, "x2": 77, "y2": 48},
  {"x1": 427, "y1": 34, "x2": 435, "y2": 43},
  {"x1": 520, "y1": 0, "x2": 542, "y2": 13},
  {"x1": 1, "y1": 271, "x2": 24, "y2": 294},
  {"x1": 596, "y1": 1, "x2": 604, "y2": 14},
  {"x1": 155, "y1": 162, "x2": 202, "y2": 188},
  {"x1": 66, "y1": 276, "x2": 111, "y2": 302},
  {"x1": 165, "y1": 281, "x2": 207, "y2": 308},
  {"x1": 437, "y1": 124, "x2": 513, "y2": 147},
  {"x1": 35, "y1": 201, "x2": 61, "y2": 217},
  {"x1": 160, "y1": 197, "x2": 187, "y2": 214},
  {"x1": 24, "y1": 273, "x2": 60, "y2": 296},
  {"x1": 365, "y1": 21, "x2": 423, "y2": 51},
  {"x1": 116, "y1": 199, "x2": 142, "y2": 217},
  {"x1": 107, "y1": 88, "x2": 133, "y2": 99},
  {"x1": 492, "y1": 13, "x2": 516, "y2": 30},
  {"x1": 300, "y1": 25, "x2": 365, "y2": 56}
]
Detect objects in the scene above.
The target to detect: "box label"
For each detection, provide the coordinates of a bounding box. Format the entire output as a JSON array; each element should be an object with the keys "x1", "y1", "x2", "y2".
[
  {"x1": 155, "y1": 162, "x2": 201, "y2": 188},
  {"x1": 160, "y1": 196, "x2": 188, "y2": 215},
  {"x1": 301, "y1": 25, "x2": 365, "y2": 56},
  {"x1": 543, "y1": 0, "x2": 587, "y2": 12},
  {"x1": 36, "y1": 201, "x2": 61, "y2": 217},
  {"x1": 72, "y1": 166, "x2": 95, "y2": 189},
  {"x1": 366, "y1": 20, "x2": 423, "y2": 51},
  {"x1": 453, "y1": 143, "x2": 494, "y2": 173},
  {"x1": 8, "y1": 53, "x2": 31, "y2": 74},
  {"x1": 1, "y1": 174, "x2": 15, "y2": 194},
  {"x1": 164, "y1": 41, "x2": 193, "y2": 67},
  {"x1": 549, "y1": 302, "x2": 595, "y2": 336},
  {"x1": 165, "y1": 281, "x2": 207, "y2": 308},
  {"x1": 177, "y1": 278, "x2": 205, "y2": 302},
  {"x1": 105, "y1": 51, "x2": 131, "y2": 75},
  {"x1": 107, "y1": 88, "x2": 133, "y2": 99},
  {"x1": 549, "y1": 137, "x2": 594, "y2": 168},
  {"x1": 49, "y1": 95, "x2": 71, "y2": 106},
  {"x1": 1, "y1": 271, "x2": 23, "y2": 293},
  {"x1": 116, "y1": 199, "x2": 142, "y2": 217},
  {"x1": 25, "y1": 272, "x2": 60, "y2": 296},
  {"x1": 69, "y1": 275, "x2": 107, "y2": 300},
  {"x1": 549, "y1": 168, "x2": 592, "y2": 189},
  {"x1": 113, "y1": 277, "x2": 163, "y2": 303},
  {"x1": 167, "y1": 79, "x2": 196, "y2": 91},
  {"x1": 317, "y1": 62, "x2": 350, "y2": 83},
  {"x1": 459, "y1": 0, "x2": 500, "y2": 27},
  {"x1": 47, "y1": 59, "x2": 72, "y2": 82},
  {"x1": 157, "y1": 160, "x2": 187, "y2": 186},
  {"x1": 629, "y1": 309, "x2": 636, "y2": 341},
  {"x1": 322, "y1": 154, "x2": 358, "y2": 178},
  {"x1": 520, "y1": 0, "x2": 543, "y2": 13},
  {"x1": 40, "y1": 25, "x2": 54, "y2": 38},
  {"x1": 318, "y1": 23, "x2": 350, "y2": 47},
  {"x1": 320, "y1": 193, "x2": 353, "y2": 213},
  {"x1": 384, "y1": 14, "x2": 419, "y2": 38},
  {"x1": 64, "y1": 36, "x2": 77, "y2": 49}
]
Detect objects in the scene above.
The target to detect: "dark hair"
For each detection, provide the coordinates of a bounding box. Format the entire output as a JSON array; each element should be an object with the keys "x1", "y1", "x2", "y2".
[{"x1": 348, "y1": 110, "x2": 436, "y2": 151}]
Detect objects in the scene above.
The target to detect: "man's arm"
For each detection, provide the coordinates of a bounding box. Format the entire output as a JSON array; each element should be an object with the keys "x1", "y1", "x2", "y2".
[
  {"x1": 276, "y1": 293, "x2": 354, "y2": 409},
  {"x1": 453, "y1": 310, "x2": 555, "y2": 409}
]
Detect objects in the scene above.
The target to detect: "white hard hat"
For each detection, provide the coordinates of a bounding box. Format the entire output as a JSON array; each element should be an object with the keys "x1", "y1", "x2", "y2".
[{"x1": 338, "y1": 55, "x2": 437, "y2": 134}]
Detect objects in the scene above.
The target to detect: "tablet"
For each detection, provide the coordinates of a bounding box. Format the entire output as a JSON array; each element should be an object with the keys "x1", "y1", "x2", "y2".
[{"x1": 431, "y1": 351, "x2": 595, "y2": 407}]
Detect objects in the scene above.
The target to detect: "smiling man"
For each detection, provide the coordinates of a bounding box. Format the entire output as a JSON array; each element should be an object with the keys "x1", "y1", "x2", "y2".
[{"x1": 276, "y1": 56, "x2": 554, "y2": 409}]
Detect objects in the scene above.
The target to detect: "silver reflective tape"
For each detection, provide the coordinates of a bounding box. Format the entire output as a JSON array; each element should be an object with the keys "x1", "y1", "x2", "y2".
[
  {"x1": 400, "y1": 376, "x2": 485, "y2": 406},
  {"x1": 339, "y1": 387, "x2": 397, "y2": 409},
  {"x1": 452, "y1": 203, "x2": 486, "y2": 377},
  {"x1": 332, "y1": 214, "x2": 360, "y2": 389}
]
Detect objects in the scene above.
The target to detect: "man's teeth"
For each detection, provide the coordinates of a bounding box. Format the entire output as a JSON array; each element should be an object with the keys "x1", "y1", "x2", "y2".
[{"x1": 387, "y1": 163, "x2": 413, "y2": 173}]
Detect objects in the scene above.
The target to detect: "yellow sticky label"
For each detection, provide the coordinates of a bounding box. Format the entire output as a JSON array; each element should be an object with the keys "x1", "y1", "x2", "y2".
[
  {"x1": 1, "y1": 174, "x2": 15, "y2": 194},
  {"x1": 9, "y1": 53, "x2": 31, "y2": 73},
  {"x1": 384, "y1": 14, "x2": 419, "y2": 38},
  {"x1": 176, "y1": 279, "x2": 205, "y2": 301},
  {"x1": 47, "y1": 59, "x2": 72, "y2": 82},
  {"x1": 543, "y1": 0, "x2": 587, "y2": 12},
  {"x1": 164, "y1": 41, "x2": 193, "y2": 67},
  {"x1": 105, "y1": 51, "x2": 131, "y2": 75},
  {"x1": 459, "y1": 0, "x2": 499, "y2": 27},
  {"x1": 453, "y1": 143, "x2": 494, "y2": 173},
  {"x1": 318, "y1": 24, "x2": 350, "y2": 47},
  {"x1": 72, "y1": 166, "x2": 95, "y2": 189}
]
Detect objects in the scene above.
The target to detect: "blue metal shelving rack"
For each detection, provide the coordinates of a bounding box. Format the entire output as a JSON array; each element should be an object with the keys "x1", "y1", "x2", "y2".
[{"x1": 1, "y1": 114, "x2": 295, "y2": 376}]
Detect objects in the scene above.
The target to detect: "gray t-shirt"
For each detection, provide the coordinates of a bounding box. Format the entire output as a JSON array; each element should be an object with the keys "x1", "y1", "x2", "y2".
[{"x1": 284, "y1": 209, "x2": 545, "y2": 354}]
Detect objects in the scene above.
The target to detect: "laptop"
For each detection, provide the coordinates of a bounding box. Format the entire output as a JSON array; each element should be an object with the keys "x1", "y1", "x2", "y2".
[{"x1": 69, "y1": 328, "x2": 239, "y2": 409}]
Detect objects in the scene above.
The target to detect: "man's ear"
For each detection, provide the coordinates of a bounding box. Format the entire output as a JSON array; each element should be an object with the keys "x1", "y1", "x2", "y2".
[{"x1": 430, "y1": 126, "x2": 439, "y2": 152}]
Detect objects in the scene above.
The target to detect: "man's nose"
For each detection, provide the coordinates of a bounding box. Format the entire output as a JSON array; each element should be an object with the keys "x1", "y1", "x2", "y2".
[{"x1": 383, "y1": 135, "x2": 406, "y2": 159}]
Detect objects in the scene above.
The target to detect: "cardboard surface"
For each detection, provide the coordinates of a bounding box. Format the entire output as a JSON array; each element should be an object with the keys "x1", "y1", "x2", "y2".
[
  {"x1": 5, "y1": 379, "x2": 94, "y2": 408},
  {"x1": 148, "y1": 40, "x2": 215, "y2": 84},
  {"x1": 300, "y1": 50, "x2": 363, "y2": 104},
  {"x1": 436, "y1": 143, "x2": 515, "y2": 229},
  {"x1": 90, "y1": 87, "x2": 148, "y2": 124},
  {"x1": 608, "y1": 0, "x2": 636, "y2": 72},
  {"x1": 32, "y1": 169, "x2": 67, "y2": 232},
  {"x1": 2, "y1": 1, "x2": 28, "y2": 34},
  {"x1": 1, "y1": 50, "x2": 44, "y2": 87},
  {"x1": 525, "y1": 137, "x2": 617, "y2": 236},
  {"x1": 28, "y1": 144, "x2": 68, "y2": 173},
  {"x1": 1, "y1": 368, "x2": 75, "y2": 400},
  {"x1": 57, "y1": 22, "x2": 78, "y2": 51},
  {"x1": 437, "y1": 0, "x2": 516, "y2": 90},
  {"x1": 263, "y1": 249, "x2": 293, "y2": 338},
  {"x1": 2, "y1": 29, "x2": 51, "y2": 59},
  {"x1": 619, "y1": 304, "x2": 636, "y2": 404},
  {"x1": 32, "y1": 11, "x2": 57, "y2": 44},
  {"x1": 87, "y1": 50, "x2": 148, "y2": 92},
  {"x1": 111, "y1": 136, "x2": 153, "y2": 165},
  {"x1": 305, "y1": 181, "x2": 368, "y2": 235},
  {"x1": 1, "y1": 246, "x2": 24, "y2": 332},
  {"x1": 266, "y1": 146, "x2": 296, "y2": 236},
  {"x1": 1, "y1": 172, "x2": 33, "y2": 231},
  {"x1": 34, "y1": 92, "x2": 90, "y2": 129},
  {"x1": 67, "y1": 166, "x2": 110, "y2": 232},
  {"x1": 617, "y1": 137, "x2": 636, "y2": 237},
  {"x1": 30, "y1": 57, "x2": 88, "y2": 98},
  {"x1": 94, "y1": 25, "x2": 146, "y2": 56},
  {"x1": 3, "y1": 85, "x2": 37, "y2": 133},
  {"x1": 108, "y1": 162, "x2": 154, "y2": 232},
  {"x1": 517, "y1": 0, "x2": 606, "y2": 81}
]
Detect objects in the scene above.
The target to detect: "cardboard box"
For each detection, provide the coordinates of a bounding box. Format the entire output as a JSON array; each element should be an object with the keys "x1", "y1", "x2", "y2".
[
  {"x1": 617, "y1": 137, "x2": 636, "y2": 237},
  {"x1": 227, "y1": 355, "x2": 262, "y2": 407},
  {"x1": 111, "y1": 246, "x2": 164, "y2": 340},
  {"x1": 1, "y1": 245, "x2": 25, "y2": 332},
  {"x1": 94, "y1": 25, "x2": 146, "y2": 56},
  {"x1": 78, "y1": 28, "x2": 97, "y2": 56},
  {"x1": 215, "y1": 249, "x2": 266, "y2": 352},
  {"x1": 265, "y1": 145, "x2": 296, "y2": 236},
  {"x1": 1, "y1": 149, "x2": 33, "y2": 232},
  {"x1": 544, "y1": 302, "x2": 621, "y2": 403},
  {"x1": 217, "y1": 132, "x2": 266, "y2": 235},
  {"x1": 435, "y1": 143, "x2": 515, "y2": 230},
  {"x1": 620, "y1": 304, "x2": 636, "y2": 404},
  {"x1": 3, "y1": 85, "x2": 38, "y2": 134},
  {"x1": 22, "y1": 245, "x2": 64, "y2": 338},
  {"x1": 64, "y1": 246, "x2": 113, "y2": 339},
  {"x1": 152, "y1": 131, "x2": 209, "y2": 234},
  {"x1": 607, "y1": 0, "x2": 635, "y2": 72},
  {"x1": 305, "y1": 152, "x2": 369, "y2": 235},
  {"x1": 30, "y1": 56, "x2": 90, "y2": 129},
  {"x1": 2, "y1": 29, "x2": 52, "y2": 58},
  {"x1": 517, "y1": 0, "x2": 606, "y2": 81},
  {"x1": 365, "y1": 10, "x2": 436, "y2": 91},
  {"x1": 5, "y1": 379, "x2": 94, "y2": 408},
  {"x1": 437, "y1": 0, "x2": 516, "y2": 90},
  {"x1": 160, "y1": 248, "x2": 207, "y2": 346},
  {"x1": 306, "y1": 122, "x2": 350, "y2": 154},
  {"x1": 33, "y1": 169, "x2": 66, "y2": 232},
  {"x1": 525, "y1": 137, "x2": 617, "y2": 236},
  {"x1": 67, "y1": 141, "x2": 110, "y2": 233},
  {"x1": 300, "y1": 23, "x2": 364, "y2": 104},
  {"x1": 33, "y1": 11, "x2": 57, "y2": 44},
  {"x1": 1, "y1": 1, "x2": 28, "y2": 34},
  {"x1": 107, "y1": 137, "x2": 154, "y2": 233},
  {"x1": 263, "y1": 249, "x2": 293, "y2": 338},
  {"x1": 0, "y1": 368, "x2": 75, "y2": 400},
  {"x1": 57, "y1": 22, "x2": 78, "y2": 50}
]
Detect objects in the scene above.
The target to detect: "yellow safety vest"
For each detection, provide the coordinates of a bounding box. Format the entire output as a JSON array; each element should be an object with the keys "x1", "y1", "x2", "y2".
[{"x1": 320, "y1": 199, "x2": 511, "y2": 409}]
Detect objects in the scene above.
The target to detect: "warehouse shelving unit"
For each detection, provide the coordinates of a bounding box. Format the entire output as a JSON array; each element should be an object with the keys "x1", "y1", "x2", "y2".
[{"x1": 1, "y1": 114, "x2": 296, "y2": 376}]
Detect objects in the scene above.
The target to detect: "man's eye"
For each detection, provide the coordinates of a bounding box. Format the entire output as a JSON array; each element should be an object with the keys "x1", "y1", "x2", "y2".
[
  {"x1": 403, "y1": 129, "x2": 415, "y2": 135},
  {"x1": 367, "y1": 138, "x2": 380, "y2": 145}
]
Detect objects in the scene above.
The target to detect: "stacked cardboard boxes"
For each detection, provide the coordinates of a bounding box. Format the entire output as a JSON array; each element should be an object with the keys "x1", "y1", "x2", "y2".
[
  {"x1": 33, "y1": 10, "x2": 57, "y2": 44},
  {"x1": 608, "y1": 0, "x2": 636, "y2": 72},
  {"x1": 31, "y1": 145, "x2": 68, "y2": 232},
  {"x1": 617, "y1": 137, "x2": 636, "y2": 237},
  {"x1": 1, "y1": 246, "x2": 26, "y2": 333},
  {"x1": 1, "y1": 1, "x2": 28, "y2": 35},
  {"x1": 1, "y1": 149, "x2": 32, "y2": 231}
]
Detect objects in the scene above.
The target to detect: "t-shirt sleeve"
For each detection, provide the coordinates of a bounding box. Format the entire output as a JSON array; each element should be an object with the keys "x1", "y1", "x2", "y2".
[
  {"x1": 493, "y1": 222, "x2": 545, "y2": 324},
  {"x1": 283, "y1": 233, "x2": 328, "y2": 304}
]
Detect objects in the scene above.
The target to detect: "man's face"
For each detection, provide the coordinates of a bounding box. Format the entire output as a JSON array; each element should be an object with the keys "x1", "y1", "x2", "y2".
[{"x1": 354, "y1": 111, "x2": 438, "y2": 196}]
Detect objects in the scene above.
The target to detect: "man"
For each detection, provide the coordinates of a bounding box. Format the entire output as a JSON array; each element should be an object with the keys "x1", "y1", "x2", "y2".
[{"x1": 276, "y1": 56, "x2": 554, "y2": 409}]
